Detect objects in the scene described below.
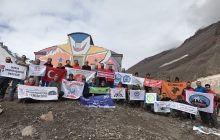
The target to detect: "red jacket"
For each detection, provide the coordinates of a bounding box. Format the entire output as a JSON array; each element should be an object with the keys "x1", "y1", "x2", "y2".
[
  {"x1": 72, "y1": 64, "x2": 81, "y2": 69},
  {"x1": 208, "y1": 90, "x2": 218, "y2": 108},
  {"x1": 105, "y1": 69, "x2": 115, "y2": 82},
  {"x1": 183, "y1": 87, "x2": 194, "y2": 101}
]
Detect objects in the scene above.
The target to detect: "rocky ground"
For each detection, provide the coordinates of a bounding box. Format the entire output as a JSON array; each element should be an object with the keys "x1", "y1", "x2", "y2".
[{"x1": 0, "y1": 99, "x2": 220, "y2": 140}]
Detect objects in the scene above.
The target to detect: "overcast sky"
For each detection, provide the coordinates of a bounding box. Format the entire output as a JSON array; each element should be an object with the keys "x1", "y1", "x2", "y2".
[{"x1": 0, "y1": 0, "x2": 220, "y2": 69}]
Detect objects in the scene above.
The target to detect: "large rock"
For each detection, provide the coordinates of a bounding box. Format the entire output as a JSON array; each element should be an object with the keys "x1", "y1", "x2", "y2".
[
  {"x1": 21, "y1": 126, "x2": 36, "y2": 137},
  {"x1": 40, "y1": 111, "x2": 54, "y2": 122},
  {"x1": 0, "y1": 108, "x2": 3, "y2": 114}
]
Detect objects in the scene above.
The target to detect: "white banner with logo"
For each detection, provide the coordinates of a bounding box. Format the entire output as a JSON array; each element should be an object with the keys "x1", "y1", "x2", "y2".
[
  {"x1": 110, "y1": 88, "x2": 126, "y2": 99},
  {"x1": 186, "y1": 90, "x2": 214, "y2": 113},
  {"x1": 145, "y1": 93, "x2": 157, "y2": 104},
  {"x1": 131, "y1": 76, "x2": 144, "y2": 87},
  {"x1": 129, "y1": 90, "x2": 145, "y2": 101},
  {"x1": 114, "y1": 72, "x2": 133, "y2": 85},
  {"x1": 154, "y1": 101, "x2": 171, "y2": 113},
  {"x1": 169, "y1": 101, "x2": 198, "y2": 115},
  {"x1": 0, "y1": 63, "x2": 27, "y2": 80},
  {"x1": 18, "y1": 85, "x2": 58, "y2": 100},
  {"x1": 28, "y1": 64, "x2": 46, "y2": 76},
  {"x1": 61, "y1": 79, "x2": 85, "y2": 99},
  {"x1": 65, "y1": 67, "x2": 95, "y2": 82}
]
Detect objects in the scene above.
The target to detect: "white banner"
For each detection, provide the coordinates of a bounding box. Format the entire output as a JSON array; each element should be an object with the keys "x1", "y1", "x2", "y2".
[
  {"x1": 28, "y1": 64, "x2": 46, "y2": 76},
  {"x1": 169, "y1": 101, "x2": 198, "y2": 115},
  {"x1": 114, "y1": 72, "x2": 133, "y2": 85},
  {"x1": 110, "y1": 88, "x2": 126, "y2": 99},
  {"x1": 154, "y1": 101, "x2": 171, "y2": 113},
  {"x1": 66, "y1": 67, "x2": 95, "y2": 82},
  {"x1": 131, "y1": 76, "x2": 144, "y2": 87},
  {"x1": 129, "y1": 90, "x2": 145, "y2": 101},
  {"x1": 0, "y1": 63, "x2": 27, "y2": 80},
  {"x1": 18, "y1": 85, "x2": 58, "y2": 100},
  {"x1": 61, "y1": 79, "x2": 85, "y2": 99},
  {"x1": 145, "y1": 93, "x2": 157, "y2": 104},
  {"x1": 186, "y1": 90, "x2": 214, "y2": 113}
]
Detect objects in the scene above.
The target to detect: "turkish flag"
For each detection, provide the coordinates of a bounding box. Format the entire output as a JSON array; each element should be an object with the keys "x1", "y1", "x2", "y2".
[{"x1": 42, "y1": 67, "x2": 66, "y2": 82}]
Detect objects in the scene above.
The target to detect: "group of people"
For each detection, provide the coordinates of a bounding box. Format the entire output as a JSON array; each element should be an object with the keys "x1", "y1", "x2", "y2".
[{"x1": 0, "y1": 56, "x2": 219, "y2": 128}]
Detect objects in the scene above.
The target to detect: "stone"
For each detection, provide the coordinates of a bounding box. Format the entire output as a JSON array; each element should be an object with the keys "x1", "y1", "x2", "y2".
[
  {"x1": 40, "y1": 111, "x2": 54, "y2": 122},
  {"x1": 21, "y1": 126, "x2": 36, "y2": 137}
]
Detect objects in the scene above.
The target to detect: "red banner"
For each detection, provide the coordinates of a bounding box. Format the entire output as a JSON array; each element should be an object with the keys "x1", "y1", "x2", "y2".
[
  {"x1": 96, "y1": 71, "x2": 115, "y2": 80},
  {"x1": 42, "y1": 67, "x2": 66, "y2": 82},
  {"x1": 144, "y1": 79, "x2": 162, "y2": 88}
]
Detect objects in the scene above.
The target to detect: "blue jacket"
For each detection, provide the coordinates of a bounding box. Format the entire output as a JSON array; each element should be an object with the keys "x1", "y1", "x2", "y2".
[{"x1": 195, "y1": 86, "x2": 207, "y2": 93}]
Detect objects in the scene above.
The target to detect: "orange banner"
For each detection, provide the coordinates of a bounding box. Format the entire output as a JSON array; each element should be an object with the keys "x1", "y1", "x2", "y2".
[{"x1": 161, "y1": 81, "x2": 186, "y2": 100}]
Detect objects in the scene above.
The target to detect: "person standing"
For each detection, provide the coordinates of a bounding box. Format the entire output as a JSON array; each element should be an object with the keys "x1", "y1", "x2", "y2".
[
  {"x1": 64, "y1": 60, "x2": 72, "y2": 68},
  {"x1": 0, "y1": 57, "x2": 13, "y2": 101},
  {"x1": 44, "y1": 58, "x2": 53, "y2": 67},
  {"x1": 9, "y1": 55, "x2": 29, "y2": 101},
  {"x1": 72, "y1": 60, "x2": 81, "y2": 69},
  {"x1": 194, "y1": 81, "x2": 208, "y2": 125},
  {"x1": 82, "y1": 61, "x2": 91, "y2": 71},
  {"x1": 205, "y1": 84, "x2": 219, "y2": 128},
  {"x1": 105, "y1": 65, "x2": 114, "y2": 88},
  {"x1": 144, "y1": 73, "x2": 152, "y2": 93},
  {"x1": 56, "y1": 63, "x2": 65, "y2": 69}
]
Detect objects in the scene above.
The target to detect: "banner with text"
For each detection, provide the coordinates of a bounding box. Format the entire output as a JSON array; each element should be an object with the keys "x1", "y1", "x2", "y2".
[
  {"x1": 28, "y1": 64, "x2": 46, "y2": 76},
  {"x1": 129, "y1": 90, "x2": 145, "y2": 101},
  {"x1": 18, "y1": 85, "x2": 58, "y2": 100},
  {"x1": 114, "y1": 72, "x2": 133, "y2": 85},
  {"x1": 186, "y1": 90, "x2": 214, "y2": 113},
  {"x1": 110, "y1": 88, "x2": 126, "y2": 99},
  {"x1": 89, "y1": 87, "x2": 110, "y2": 94},
  {"x1": 145, "y1": 93, "x2": 157, "y2": 104},
  {"x1": 80, "y1": 95, "x2": 115, "y2": 108},
  {"x1": 66, "y1": 67, "x2": 95, "y2": 82},
  {"x1": 61, "y1": 79, "x2": 85, "y2": 99},
  {"x1": 0, "y1": 63, "x2": 27, "y2": 80},
  {"x1": 154, "y1": 101, "x2": 171, "y2": 113},
  {"x1": 144, "y1": 79, "x2": 162, "y2": 88},
  {"x1": 161, "y1": 81, "x2": 186, "y2": 100},
  {"x1": 96, "y1": 71, "x2": 115, "y2": 80},
  {"x1": 169, "y1": 101, "x2": 198, "y2": 115}
]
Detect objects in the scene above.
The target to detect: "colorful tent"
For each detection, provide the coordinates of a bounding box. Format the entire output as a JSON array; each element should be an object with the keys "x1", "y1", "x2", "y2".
[{"x1": 35, "y1": 32, "x2": 123, "y2": 71}]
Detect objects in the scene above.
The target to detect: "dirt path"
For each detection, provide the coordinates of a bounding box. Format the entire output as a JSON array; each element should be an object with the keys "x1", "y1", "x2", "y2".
[{"x1": 0, "y1": 100, "x2": 219, "y2": 140}]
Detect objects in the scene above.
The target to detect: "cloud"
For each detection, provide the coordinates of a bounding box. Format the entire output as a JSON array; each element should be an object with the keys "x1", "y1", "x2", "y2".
[{"x1": 0, "y1": 0, "x2": 219, "y2": 69}]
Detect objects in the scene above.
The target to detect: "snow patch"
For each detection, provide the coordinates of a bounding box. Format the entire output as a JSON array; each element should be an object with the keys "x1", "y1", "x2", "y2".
[{"x1": 160, "y1": 54, "x2": 189, "y2": 68}]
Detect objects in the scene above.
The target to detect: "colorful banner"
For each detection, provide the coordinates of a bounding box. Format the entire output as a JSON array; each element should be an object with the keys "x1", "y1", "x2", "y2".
[
  {"x1": 144, "y1": 79, "x2": 162, "y2": 88},
  {"x1": 28, "y1": 64, "x2": 46, "y2": 76},
  {"x1": 145, "y1": 93, "x2": 157, "y2": 104},
  {"x1": 169, "y1": 101, "x2": 198, "y2": 115},
  {"x1": 110, "y1": 88, "x2": 126, "y2": 99},
  {"x1": 131, "y1": 76, "x2": 144, "y2": 87},
  {"x1": 129, "y1": 90, "x2": 145, "y2": 101},
  {"x1": 89, "y1": 87, "x2": 110, "y2": 94},
  {"x1": 61, "y1": 79, "x2": 85, "y2": 99},
  {"x1": 154, "y1": 101, "x2": 171, "y2": 113},
  {"x1": 114, "y1": 72, "x2": 132, "y2": 85},
  {"x1": 42, "y1": 67, "x2": 66, "y2": 82},
  {"x1": 0, "y1": 63, "x2": 27, "y2": 80},
  {"x1": 161, "y1": 81, "x2": 186, "y2": 100},
  {"x1": 96, "y1": 71, "x2": 115, "y2": 80},
  {"x1": 186, "y1": 90, "x2": 214, "y2": 113},
  {"x1": 66, "y1": 67, "x2": 95, "y2": 82},
  {"x1": 80, "y1": 95, "x2": 115, "y2": 108},
  {"x1": 18, "y1": 85, "x2": 58, "y2": 100}
]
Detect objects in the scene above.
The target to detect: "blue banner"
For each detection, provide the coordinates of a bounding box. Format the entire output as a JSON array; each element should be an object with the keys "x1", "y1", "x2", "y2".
[{"x1": 80, "y1": 95, "x2": 116, "y2": 108}]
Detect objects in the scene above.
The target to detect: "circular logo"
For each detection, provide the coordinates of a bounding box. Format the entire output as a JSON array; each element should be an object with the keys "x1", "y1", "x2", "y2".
[
  {"x1": 146, "y1": 94, "x2": 156, "y2": 103},
  {"x1": 48, "y1": 91, "x2": 56, "y2": 95},
  {"x1": 123, "y1": 75, "x2": 131, "y2": 83},
  {"x1": 189, "y1": 95, "x2": 210, "y2": 108},
  {"x1": 115, "y1": 74, "x2": 122, "y2": 83},
  {"x1": 134, "y1": 92, "x2": 140, "y2": 96}
]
